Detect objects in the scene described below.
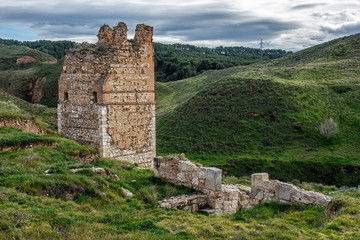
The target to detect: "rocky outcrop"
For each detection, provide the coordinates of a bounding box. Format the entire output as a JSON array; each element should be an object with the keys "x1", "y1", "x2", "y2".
[
  {"x1": 16, "y1": 56, "x2": 36, "y2": 65},
  {"x1": 0, "y1": 117, "x2": 46, "y2": 135}
]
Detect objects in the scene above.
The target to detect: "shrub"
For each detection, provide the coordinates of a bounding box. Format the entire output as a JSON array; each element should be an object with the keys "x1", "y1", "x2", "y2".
[{"x1": 319, "y1": 118, "x2": 339, "y2": 140}]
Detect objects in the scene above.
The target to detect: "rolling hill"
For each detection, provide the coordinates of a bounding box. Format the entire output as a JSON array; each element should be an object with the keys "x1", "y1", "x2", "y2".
[
  {"x1": 156, "y1": 33, "x2": 360, "y2": 185},
  {"x1": 0, "y1": 44, "x2": 63, "y2": 107},
  {"x1": 1, "y1": 81, "x2": 359, "y2": 239}
]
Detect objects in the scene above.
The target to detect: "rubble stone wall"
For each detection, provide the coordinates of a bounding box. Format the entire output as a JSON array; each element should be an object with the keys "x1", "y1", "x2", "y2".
[
  {"x1": 155, "y1": 156, "x2": 331, "y2": 216},
  {"x1": 207, "y1": 185, "x2": 251, "y2": 215},
  {"x1": 58, "y1": 22, "x2": 155, "y2": 168},
  {"x1": 250, "y1": 173, "x2": 331, "y2": 206},
  {"x1": 153, "y1": 155, "x2": 222, "y2": 192},
  {"x1": 158, "y1": 194, "x2": 208, "y2": 213}
]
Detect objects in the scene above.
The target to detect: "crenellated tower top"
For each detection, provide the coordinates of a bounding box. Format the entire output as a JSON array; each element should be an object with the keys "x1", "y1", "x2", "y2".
[{"x1": 97, "y1": 22, "x2": 153, "y2": 44}]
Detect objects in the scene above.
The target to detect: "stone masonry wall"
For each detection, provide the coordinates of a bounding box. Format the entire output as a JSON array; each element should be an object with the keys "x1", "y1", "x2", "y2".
[
  {"x1": 155, "y1": 156, "x2": 331, "y2": 216},
  {"x1": 250, "y1": 173, "x2": 331, "y2": 205},
  {"x1": 154, "y1": 155, "x2": 222, "y2": 192},
  {"x1": 154, "y1": 155, "x2": 249, "y2": 215},
  {"x1": 58, "y1": 22, "x2": 155, "y2": 168}
]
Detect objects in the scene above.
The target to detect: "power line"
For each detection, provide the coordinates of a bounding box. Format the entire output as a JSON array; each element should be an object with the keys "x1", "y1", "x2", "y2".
[{"x1": 260, "y1": 39, "x2": 263, "y2": 62}]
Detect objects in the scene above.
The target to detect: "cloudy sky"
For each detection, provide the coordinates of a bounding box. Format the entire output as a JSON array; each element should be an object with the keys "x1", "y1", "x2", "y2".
[{"x1": 0, "y1": 0, "x2": 359, "y2": 51}]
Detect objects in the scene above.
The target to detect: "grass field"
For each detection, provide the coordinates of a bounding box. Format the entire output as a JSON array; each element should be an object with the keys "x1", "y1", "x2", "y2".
[
  {"x1": 0, "y1": 140, "x2": 359, "y2": 239},
  {"x1": 156, "y1": 34, "x2": 360, "y2": 185}
]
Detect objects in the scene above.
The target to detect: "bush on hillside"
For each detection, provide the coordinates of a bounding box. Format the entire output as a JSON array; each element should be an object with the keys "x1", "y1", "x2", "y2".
[{"x1": 319, "y1": 118, "x2": 339, "y2": 140}]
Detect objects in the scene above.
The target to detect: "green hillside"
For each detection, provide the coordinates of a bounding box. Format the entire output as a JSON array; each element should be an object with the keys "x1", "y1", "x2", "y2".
[
  {"x1": 0, "y1": 44, "x2": 63, "y2": 107},
  {"x1": 156, "y1": 34, "x2": 360, "y2": 185},
  {"x1": 1, "y1": 87, "x2": 359, "y2": 239}
]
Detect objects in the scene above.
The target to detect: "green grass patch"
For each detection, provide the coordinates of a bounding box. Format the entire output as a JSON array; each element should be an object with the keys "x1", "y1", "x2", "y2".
[{"x1": 0, "y1": 127, "x2": 54, "y2": 148}]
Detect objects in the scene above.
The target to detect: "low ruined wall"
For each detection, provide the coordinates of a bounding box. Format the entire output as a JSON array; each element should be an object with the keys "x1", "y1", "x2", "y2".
[
  {"x1": 155, "y1": 156, "x2": 331, "y2": 216},
  {"x1": 158, "y1": 194, "x2": 208, "y2": 213},
  {"x1": 207, "y1": 184, "x2": 252, "y2": 215},
  {"x1": 153, "y1": 155, "x2": 222, "y2": 192},
  {"x1": 250, "y1": 173, "x2": 331, "y2": 206}
]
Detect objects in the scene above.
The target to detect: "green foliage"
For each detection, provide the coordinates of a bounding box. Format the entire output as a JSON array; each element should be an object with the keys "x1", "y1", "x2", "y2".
[
  {"x1": 319, "y1": 118, "x2": 339, "y2": 140},
  {"x1": 0, "y1": 38, "x2": 75, "y2": 59},
  {"x1": 232, "y1": 209, "x2": 247, "y2": 221},
  {"x1": 0, "y1": 127, "x2": 54, "y2": 148},
  {"x1": 0, "y1": 39, "x2": 288, "y2": 107},
  {"x1": 187, "y1": 154, "x2": 360, "y2": 186},
  {"x1": 0, "y1": 89, "x2": 57, "y2": 131},
  {"x1": 156, "y1": 34, "x2": 360, "y2": 185},
  {"x1": 154, "y1": 43, "x2": 289, "y2": 82},
  {"x1": 0, "y1": 130, "x2": 359, "y2": 239},
  {"x1": 0, "y1": 43, "x2": 63, "y2": 107},
  {"x1": 273, "y1": 33, "x2": 360, "y2": 66}
]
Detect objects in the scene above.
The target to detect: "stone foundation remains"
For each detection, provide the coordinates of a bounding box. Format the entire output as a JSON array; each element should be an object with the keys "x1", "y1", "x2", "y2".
[
  {"x1": 154, "y1": 155, "x2": 222, "y2": 192},
  {"x1": 158, "y1": 194, "x2": 208, "y2": 213},
  {"x1": 155, "y1": 155, "x2": 331, "y2": 215},
  {"x1": 250, "y1": 173, "x2": 331, "y2": 206},
  {"x1": 58, "y1": 22, "x2": 155, "y2": 168}
]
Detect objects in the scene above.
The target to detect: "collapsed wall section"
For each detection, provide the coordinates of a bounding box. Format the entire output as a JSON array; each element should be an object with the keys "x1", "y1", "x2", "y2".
[
  {"x1": 58, "y1": 22, "x2": 155, "y2": 168},
  {"x1": 154, "y1": 155, "x2": 222, "y2": 192},
  {"x1": 155, "y1": 156, "x2": 332, "y2": 216},
  {"x1": 250, "y1": 173, "x2": 331, "y2": 205}
]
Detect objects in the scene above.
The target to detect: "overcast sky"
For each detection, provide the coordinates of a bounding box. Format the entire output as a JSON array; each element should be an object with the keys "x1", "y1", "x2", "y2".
[{"x1": 0, "y1": 0, "x2": 359, "y2": 51}]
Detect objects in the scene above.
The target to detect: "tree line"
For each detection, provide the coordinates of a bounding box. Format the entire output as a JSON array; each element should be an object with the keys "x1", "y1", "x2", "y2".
[
  {"x1": 0, "y1": 38, "x2": 290, "y2": 82},
  {"x1": 154, "y1": 43, "x2": 290, "y2": 82},
  {"x1": 0, "y1": 39, "x2": 75, "y2": 59}
]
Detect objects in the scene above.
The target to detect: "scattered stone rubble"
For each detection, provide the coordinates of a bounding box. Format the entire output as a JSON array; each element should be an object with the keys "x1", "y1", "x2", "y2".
[
  {"x1": 121, "y1": 188, "x2": 134, "y2": 198},
  {"x1": 155, "y1": 155, "x2": 331, "y2": 216}
]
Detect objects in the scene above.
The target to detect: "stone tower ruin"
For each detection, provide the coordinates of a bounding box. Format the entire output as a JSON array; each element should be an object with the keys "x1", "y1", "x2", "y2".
[{"x1": 58, "y1": 22, "x2": 155, "y2": 168}]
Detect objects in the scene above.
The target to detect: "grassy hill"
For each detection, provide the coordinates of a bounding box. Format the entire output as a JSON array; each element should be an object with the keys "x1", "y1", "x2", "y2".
[
  {"x1": 1, "y1": 86, "x2": 359, "y2": 239},
  {"x1": 0, "y1": 44, "x2": 63, "y2": 107},
  {"x1": 156, "y1": 34, "x2": 360, "y2": 185},
  {"x1": 0, "y1": 39, "x2": 289, "y2": 107}
]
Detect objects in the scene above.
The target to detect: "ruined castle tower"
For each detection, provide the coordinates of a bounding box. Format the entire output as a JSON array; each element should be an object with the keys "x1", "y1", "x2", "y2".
[{"x1": 58, "y1": 22, "x2": 155, "y2": 168}]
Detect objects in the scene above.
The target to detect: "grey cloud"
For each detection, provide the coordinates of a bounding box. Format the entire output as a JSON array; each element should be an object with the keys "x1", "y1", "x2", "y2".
[
  {"x1": 320, "y1": 23, "x2": 360, "y2": 35},
  {"x1": 290, "y1": 3, "x2": 327, "y2": 11},
  {"x1": 0, "y1": 1, "x2": 302, "y2": 45},
  {"x1": 167, "y1": 20, "x2": 302, "y2": 41}
]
